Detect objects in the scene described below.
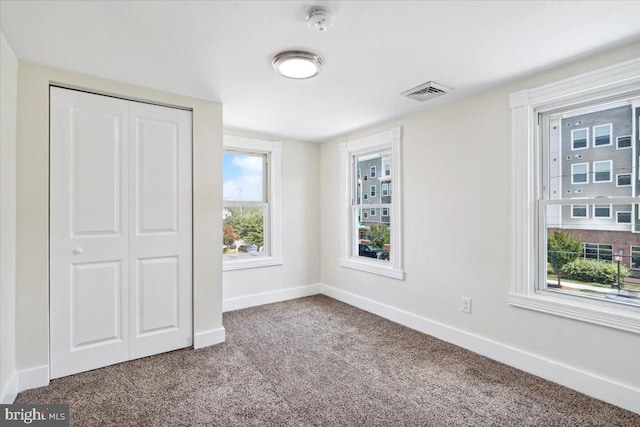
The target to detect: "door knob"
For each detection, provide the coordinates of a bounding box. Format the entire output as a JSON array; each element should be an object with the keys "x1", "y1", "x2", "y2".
[{"x1": 72, "y1": 247, "x2": 83, "y2": 255}]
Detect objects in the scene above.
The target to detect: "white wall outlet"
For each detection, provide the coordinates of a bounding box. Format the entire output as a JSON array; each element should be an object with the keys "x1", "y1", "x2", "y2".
[{"x1": 461, "y1": 296, "x2": 472, "y2": 314}]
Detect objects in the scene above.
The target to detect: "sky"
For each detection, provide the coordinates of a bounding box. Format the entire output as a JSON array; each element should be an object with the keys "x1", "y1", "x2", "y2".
[{"x1": 223, "y1": 152, "x2": 264, "y2": 201}]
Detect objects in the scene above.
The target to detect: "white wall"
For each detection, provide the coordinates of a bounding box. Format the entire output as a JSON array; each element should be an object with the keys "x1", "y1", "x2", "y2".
[
  {"x1": 14, "y1": 61, "x2": 223, "y2": 386},
  {"x1": 223, "y1": 131, "x2": 321, "y2": 310},
  {"x1": 0, "y1": 31, "x2": 18, "y2": 403},
  {"x1": 320, "y1": 42, "x2": 640, "y2": 409}
]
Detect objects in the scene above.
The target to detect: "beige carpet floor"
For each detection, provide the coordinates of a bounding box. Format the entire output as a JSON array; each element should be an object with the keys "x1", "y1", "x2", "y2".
[{"x1": 16, "y1": 295, "x2": 640, "y2": 426}]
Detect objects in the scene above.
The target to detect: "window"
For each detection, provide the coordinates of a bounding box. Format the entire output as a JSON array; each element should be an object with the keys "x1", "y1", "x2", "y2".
[
  {"x1": 593, "y1": 204, "x2": 611, "y2": 218},
  {"x1": 583, "y1": 243, "x2": 613, "y2": 262},
  {"x1": 364, "y1": 175, "x2": 368, "y2": 181},
  {"x1": 222, "y1": 135, "x2": 282, "y2": 271},
  {"x1": 510, "y1": 58, "x2": 640, "y2": 334},
  {"x1": 384, "y1": 164, "x2": 391, "y2": 176},
  {"x1": 617, "y1": 135, "x2": 632, "y2": 149},
  {"x1": 617, "y1": 173, "x2": 632, "y2": 187},
  {"x1": 370, "y1": 185, "x2": 376, "y2": 197},
  {"x1": 571, "y1": 204, "x2": 588, "y2": 218},
  {"x1": 617, "y1": 211, "x2": 632, "y2": 224},
  {"x1": 571, "y1": 128, "x2": 588, "y2": 150},
  {"x1": 571, "y1": 163, "x2": 589, "y2": 184},
  {"x1": 340, "y1": 127, "x2": 403, "y2": 279},
  {"x1": 382, "y1": 183, "x2": 389, "y2": 196},
  {"x1": 593, "y1": 124, "x2": 612, "y2": 147},
  {"x1": 593, "y1": 160, "x2": 612, "y2": 182},
  {"x1": 364, "y1": 193, "x2": 368, "y2": 200},
  {"x1": 631, "y1": 246, "x2": 640, "y2": 270}
]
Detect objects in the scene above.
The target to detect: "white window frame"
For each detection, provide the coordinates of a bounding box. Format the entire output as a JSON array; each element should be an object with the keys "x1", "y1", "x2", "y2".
[
  {"x1": 593, "y1": 160, "x2": 613, "y2": 183},
  {"x1": 382, "y1": 183, "x2": 389, "y2": 196},
  {"x1": 222, "y1": 135, "x2": 282, "y2": 271},
  {"x1": 571, "y1": 128, "x2": 589, "y2": 150},
  {"x1": 616, "y1": 173, "x2": 632, "y2": 187},
  {"x1": 382, "y1": 207, "x2": 389, "y2": 216},
  {"x1": 340, "y1": 127, "x2": 403, "y2": 280},
  {"x1": 616, "y1": 135, "x2": 632, "y2": 149},
  {"x1": 510, "y1": 57, "x2": 640, "y2": 334},
  {"x1": 570, "y1": 204, "x2": 588, "y2": 218},
  {"x1": 616, "y1": 211, "x2": 632, "y2": 224},
  {"x1": 571, "y1": 162, "x2": 589, "y2": 184},
  {"x1": 370, "y1": 208, "x2": 376, "y2": 217},
  {"x1": 631, "y1": 245, "x2": 640, "y2": 270},
  {"x1": 593, "y1": 123, "x2": 613, "y2": 147},
  {"x1": 370, "y1": 165, "x2": 376, "y2": 178},
  {"x1": 384, "y1": 164, "x2": 391, "y2": 176},
  {"x1": 370, "y1": 184, "x2": 376, "y2": 197},
  {"x1": 593, "y1": 204, "x2": 612, "y2": 219}
]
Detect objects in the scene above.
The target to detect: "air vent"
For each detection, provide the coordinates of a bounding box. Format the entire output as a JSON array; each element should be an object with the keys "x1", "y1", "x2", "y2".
[
  {"x1": 575, "y1": 189, "x2": 582, "y2": 193},
  {"x1": 401, "y1": 81, "x2": 451, "y2": 102},
  {"x1": 576, "y1": 154, "x2": 583, "y2": 159},
  {"x1": 566, "y1": 156, "x2": 572, "y2": 160}
]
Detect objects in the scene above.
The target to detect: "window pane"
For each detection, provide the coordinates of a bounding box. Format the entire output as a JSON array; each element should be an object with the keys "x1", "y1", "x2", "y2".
[
  {"x1": 223, "y1": 206, "x2": 266, "y2": 257},
  {"x1": 545, "y1": 204, "x2": 640, "y2": 306},
  {"x1": 223, "y1": 152, "x2": 264, "y2": 202},
  {"x1": 355, "y1": 207, "x2": 391, "y2": 262},
  {"x1": 550, "y1": 104, "x2": 633, "y2": 201},
  {"x1": 355, "y1": 149, "x2": 392, "y2": 204}
]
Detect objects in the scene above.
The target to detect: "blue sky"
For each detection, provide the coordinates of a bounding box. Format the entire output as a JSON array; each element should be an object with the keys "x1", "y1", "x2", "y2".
[{"x1": 223, "y1": 152, "x2": 264, "y2": 201}]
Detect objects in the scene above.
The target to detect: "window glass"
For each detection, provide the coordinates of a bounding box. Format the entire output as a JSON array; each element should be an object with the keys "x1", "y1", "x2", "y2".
[
  {"x1": 617, "y1": 174, "x2": 632, "y2": 186},
  {"x1": 223, "y1": 152, "x2": 264, "y2": 201},
  {"x1": 593, "y1": 161, "x2": 611, "y2": 182},
  {"x1": 571, "y1": 163, "x2": 588, "y2": 184},
  {"x1": 572, "y1": 128, "x2": 588, "y2": 149},
  {"x1": 617, "y1": 135, "x2": 632, "y2": 149},
  {"x1": 594, "y1": 124, "x2": 611, "y2": 146},
  {"x1": 571, "y1": 205, "x2": 588, "y2": 218},
  {"x1": 593, "y1": 205, "x2": 611, "y2": 218}
]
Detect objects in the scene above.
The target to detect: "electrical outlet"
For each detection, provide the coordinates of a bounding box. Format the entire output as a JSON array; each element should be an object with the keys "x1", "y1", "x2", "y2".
[{"x1": 461, "y1": 296, "x2": 472, "y2": 314}]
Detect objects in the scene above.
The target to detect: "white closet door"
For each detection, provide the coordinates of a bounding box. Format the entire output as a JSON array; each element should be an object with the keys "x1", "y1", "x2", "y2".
[
  {"x1": 51, "y1": 88, "x2": 193, "y2": 378},
  {"x1": 128, "y1": 102, "x2": 192, "y2": 359},
  {"x1": 50, "y1": 88, "x2": 130, "y2": 378}
]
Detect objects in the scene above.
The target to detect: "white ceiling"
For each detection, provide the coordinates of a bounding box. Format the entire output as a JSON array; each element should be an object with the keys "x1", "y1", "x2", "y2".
[{"x1": 2, "y1": 1, "x2": 640, "y2": 142}]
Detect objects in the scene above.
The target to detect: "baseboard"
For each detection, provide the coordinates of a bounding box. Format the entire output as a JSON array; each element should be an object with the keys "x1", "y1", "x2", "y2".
[
  {"x1": 223, "y1": 284, "x2": 322, "y2": 312},
  {"x1": 320, "y1": 284, "x2": 640, "y2": 415},
  {"x1": 18, "y1": 365, "x2": 49, "y2": 393},
  {"x1": 1, "y1": 372, "x2": 19, "y2": 404},
  {"x1": 194, "y1": 327, "x2": 226, "y2": 350}
]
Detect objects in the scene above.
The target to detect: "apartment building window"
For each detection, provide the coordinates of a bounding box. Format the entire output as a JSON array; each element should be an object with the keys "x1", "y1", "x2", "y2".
[
  {"x1": 510, "y1": 58, "x2": 640, "y2": 333},
  {"x1": 593, "y1": 124, "x2": 612, "y2": 147},
  {"x1": 617, "y1": 211, "x2": 632, "y2": 224},
  {"x1": 617, "y1": 135, "x2": 632, "y2": 149},
  {"x1": 340, "y1": 127, "x2": 403, "y2": 280},
  {"x1": 631, "y1": 246, "x2": 640, "y2": 270},
  {"x1": 617, "y1": 173, "x2": 632, "y2": 187},
  {"x1": 584, "y1": 243, "x2": 613, "y2": 262},
  {"x1": 593, "y1": 160, "x2": 612, "y2": 182},
  {"x1": 593, "y1": 204, "x2": 611, "y2": 218},
  {"x1": 571, "y1": 163, "x2": 589, "y2": 184},
  {"x1": 571, "y1": 205, "x2": 588, "y2": 218},
  {"x1": 222, "y1": 135, "x2": 282, "y2": 271},
  {"x1": 382, "y1": 183, "x2": 389, "y2": 196},
  {"x1": 571, "y1": 128, "x2": 588, "y2": 150},
  {"x1": 384, "y1": 164, "x2": 391, "y2": 176}
]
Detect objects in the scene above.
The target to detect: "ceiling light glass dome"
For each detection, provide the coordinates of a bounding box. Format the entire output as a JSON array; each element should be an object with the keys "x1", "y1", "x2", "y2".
[{"x1": 272, "y1": 51, "x2": 323, "y2": 79}]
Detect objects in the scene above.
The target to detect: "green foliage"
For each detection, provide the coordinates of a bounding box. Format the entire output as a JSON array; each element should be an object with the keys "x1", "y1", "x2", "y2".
[
  {"x1": 367, "y1": 223, "x2": 390, "y2": 250},
  {"x1": 223, "y1": 207, "x2": 264, "y2": 247},
  {"x1": 547, "y1": 231, "x2": 582, "y2": 274},
  {"x1": 561, "y1": 259, "x2": 629, "y2": 284}
]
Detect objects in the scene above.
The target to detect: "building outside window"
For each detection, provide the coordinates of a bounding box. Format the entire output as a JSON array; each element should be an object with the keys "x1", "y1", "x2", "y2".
[{"x1": 571, "y1": 128, "x2": 588, "y2": 150}]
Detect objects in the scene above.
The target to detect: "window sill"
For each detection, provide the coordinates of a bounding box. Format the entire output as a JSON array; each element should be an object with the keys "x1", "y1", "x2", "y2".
[
  {"x1": 508, "y1": 292, "x2": 640, "y2": 334},
  {"x1": 223, "y1": 257, "x2": 283, "y2": 272},
  {"x1": 340, "y1": 258, "x2": 404, "y2": 280}
]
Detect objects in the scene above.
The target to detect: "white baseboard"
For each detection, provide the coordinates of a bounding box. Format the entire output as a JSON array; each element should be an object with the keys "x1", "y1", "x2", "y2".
[
  {"x1": 223, "y1": 284, "x2": 322, "y2": 312},
  {"x1": 1, "y1": 372, "x2": 19, "y2": 404},
  {"x1": 320, "y1": 284, "x2": 640, "y2": 415},
  {"x1": 18, "y1": 365, "x2": 49, "y2": 393},
  {"x1": 194, "y1": 327, "x2": 226, "y2": 350}
]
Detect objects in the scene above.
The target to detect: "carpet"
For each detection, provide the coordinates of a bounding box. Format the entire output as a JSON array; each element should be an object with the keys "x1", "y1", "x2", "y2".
[{"x1": 15, "y1": 295, "x2": 640, "y2": 426}]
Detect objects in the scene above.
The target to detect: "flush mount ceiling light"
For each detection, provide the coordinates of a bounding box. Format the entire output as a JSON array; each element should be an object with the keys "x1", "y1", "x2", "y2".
[{"x1": 272, "y1": 50, "x2": 323, "y2": 79}]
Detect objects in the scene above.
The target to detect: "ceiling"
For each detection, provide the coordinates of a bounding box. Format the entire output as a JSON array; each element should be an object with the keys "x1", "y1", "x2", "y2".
[{"x1": 2, "y1": 1, "x2": 640, "y2": 143}]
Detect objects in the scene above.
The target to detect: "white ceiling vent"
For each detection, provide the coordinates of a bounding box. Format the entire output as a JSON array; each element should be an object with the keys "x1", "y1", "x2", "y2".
[{"x1": 401, "y1": 81, "x2": 451, "y2": 102}]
